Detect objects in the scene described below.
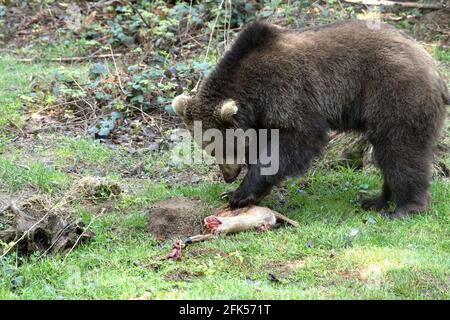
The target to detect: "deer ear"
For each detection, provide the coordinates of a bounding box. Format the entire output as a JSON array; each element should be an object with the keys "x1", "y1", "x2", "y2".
[
  {"x1": 172, "y1": 94, "x2": 193, "y2": 117},
  {"x1": 220, "y1": 99, "x2": 238, "y2": 122}
]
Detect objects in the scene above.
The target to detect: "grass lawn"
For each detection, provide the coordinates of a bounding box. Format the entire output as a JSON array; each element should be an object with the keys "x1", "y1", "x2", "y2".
[{"x1": 0, "y1": 52, "x2": 449, "y2": 300}]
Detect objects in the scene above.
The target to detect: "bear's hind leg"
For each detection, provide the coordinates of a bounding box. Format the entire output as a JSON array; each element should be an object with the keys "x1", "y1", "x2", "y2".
[{"x1": 376, "y1": 144, "x2": 432, "y2": 219}]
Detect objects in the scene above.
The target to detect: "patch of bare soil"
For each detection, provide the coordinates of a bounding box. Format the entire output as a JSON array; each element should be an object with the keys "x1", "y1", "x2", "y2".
[
  {"x1": 164, "y1": 269, "x2": 205, "y2": 282},
  {"x1": 146, "y1": 197, "x2": 205, "y2": 242},
  {"x1": 0, "y1": 192, "x2": 30, "y2": 213},
  {"x1": 264, "y1": 259, "x2": 307, "y2": 280},
  {"x1": 185, "y1": 247, "x2": 229, "y2": 258}
]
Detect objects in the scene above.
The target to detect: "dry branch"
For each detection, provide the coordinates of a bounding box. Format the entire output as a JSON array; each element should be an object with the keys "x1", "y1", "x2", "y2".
[
  {"x1": 343, "y1": 0, "x2": 447, "y2": 9},
  {"x1": 16, "y1": 53, "x2": 122, "y2": 63},
  {"x1": 127, "y1": 0, "x2": 152, "y2": 30}
]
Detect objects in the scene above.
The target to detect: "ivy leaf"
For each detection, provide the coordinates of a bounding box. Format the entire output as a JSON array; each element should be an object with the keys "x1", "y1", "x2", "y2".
[
  {"x1": 165, "y1": 105, "x2": 175, "y2": 115},
  {"x1": 363, "y1": 216, "x2": 377, "y2": 225},
  {"x1": 348, "y1": 228, "x2": 360, "y2": 237},
  {"x1": 89, "y1": 112, "x2": 122, "y2": 138},
  {"x1": 193, "y1": 61, "x2": 210, "y2": 77},
  {"x1": 131, "y1": 94, "x2": 145, "y2": 105},
  {"x1": 90, "y1": 63, "x2": 108, "y2": 78},
  {"x1": 358, "y1": 183, "x2": 369, "y2": 190},
  {"x1": 11, "y1": 276, "x2": 24, "y2": 290}
]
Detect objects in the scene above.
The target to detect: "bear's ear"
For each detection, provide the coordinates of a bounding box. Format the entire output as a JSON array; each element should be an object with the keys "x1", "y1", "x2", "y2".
[
  {"x1": 172, "y1": 94, "x2": 193, "y2": 117},
  {"x1": 220, "y1": 99, "x2": 238, "y2": 123}
]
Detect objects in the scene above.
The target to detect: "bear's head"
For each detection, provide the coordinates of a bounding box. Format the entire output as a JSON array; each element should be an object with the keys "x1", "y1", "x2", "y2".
[{"x1": 172, "y1": 94, "x2": 244, "y2": 183}]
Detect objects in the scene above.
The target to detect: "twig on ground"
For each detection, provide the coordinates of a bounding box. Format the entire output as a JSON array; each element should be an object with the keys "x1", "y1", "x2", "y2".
[
  {"x1": 203, "y1": 0, "x2": 225, "y2": 64},
  {"x1": 6, "y1": 118, "x2": 25, "y2": 137},
  {"x1": 37, "y1": 99, "x2": 87, "y2": 112},
  {"x1": 128, "y1": 105, "x2": 154, "y2": 124},
  {"x1": 343, "y1": 0, "x2": 447, "y2": 9},
  {"x1": 26, "y1": 124, "x2": 78, "y2": 135},
  {"x1": 91, "y1": 0, "x2": 119, "y2": 8},
  {"x1": 185, "y1": 0, "x2": 194, "y2": 38},
  {"x1": 66, "y1": 75, "x2": 97, "y2": 117},
  {"x1": 110, "y1": 45, "x2": 125, "y2": 95},
  {"x1": 38, "y1": 222, "x2": 75, "y2": 258},
  {"x1": 192, "y1": 0, "x2": 225, "y2": 93},
  {"x1": 127, "y1": 0, "x2": 152, "y2": 30},
  {"x1": 16, "y1": 53, "x2": 123, "y2": 63}
]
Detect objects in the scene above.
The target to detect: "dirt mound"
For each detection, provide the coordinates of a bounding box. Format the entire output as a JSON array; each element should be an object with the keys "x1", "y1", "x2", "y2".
[{"x1": 147, "y1": 197, "x2": 204, "y2": 241}]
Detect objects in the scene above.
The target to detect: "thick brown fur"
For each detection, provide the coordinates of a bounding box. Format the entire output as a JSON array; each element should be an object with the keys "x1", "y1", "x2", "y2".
[{"x1": 178, "y1": 20, "x2": 449, "y2": 218}]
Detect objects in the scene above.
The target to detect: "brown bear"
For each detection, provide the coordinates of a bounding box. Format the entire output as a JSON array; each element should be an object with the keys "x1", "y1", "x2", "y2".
[{"x1": 172, "y1": 20, "x2": 449, "y2": 218}]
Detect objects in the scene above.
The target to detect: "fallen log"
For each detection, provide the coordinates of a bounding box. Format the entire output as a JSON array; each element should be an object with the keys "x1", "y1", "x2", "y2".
[
  {"x1": 16, "y1": 53, "x2": 123, "y2": 63},
  {"x1": 343, "y1": 0, "x2": 447, "y2": 9}
]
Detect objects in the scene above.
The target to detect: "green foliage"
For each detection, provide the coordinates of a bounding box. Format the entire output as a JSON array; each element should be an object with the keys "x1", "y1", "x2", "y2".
[
  {"x1": 433, "y1": 46, "x2": 450, "y2": 62},
  {"x1": 2, "y1": 0, "x2": 360, "y2": 120},
  {"x1": 0, "y1": 158, "x2": 69, "y2": 193},
  {"x1": 54, "y1": 137, "x2": 115, "y2": 165},
  {"x1": 21, "y1": 57, "x2": 215, "y2": 120},
  {"x1": 1, "y1": 168, "x2": 449, "y2": 299}
]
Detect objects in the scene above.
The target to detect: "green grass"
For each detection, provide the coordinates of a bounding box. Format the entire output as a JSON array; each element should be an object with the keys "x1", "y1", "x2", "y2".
[
  {"x1": 434, "y1": 46, "x2": 450, "y2": 63},
  {"x1": 1, "y1": 169, "x2": 448, "y2": 299},
  {"x1": 53, "y1": 137, "x2": 116, "y2": 167},
  {"x1": 0, "y1": 57, "x2": 32, "y2": 130},
  {"x1": 0, "y1": 158, "x2": 69, "y2": 193},
  {"x1": 0, "y1": 56, "x2": 87, "y2": 134}
]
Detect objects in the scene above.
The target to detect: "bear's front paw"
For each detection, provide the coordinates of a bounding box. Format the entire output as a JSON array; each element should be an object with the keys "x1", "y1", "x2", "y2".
[
  {"x1": 359, "y1": 196, "x2": 389, "y2": 211},
  {"x1": 229, "y1": 190, "x2": 257, "y2": 209}
]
